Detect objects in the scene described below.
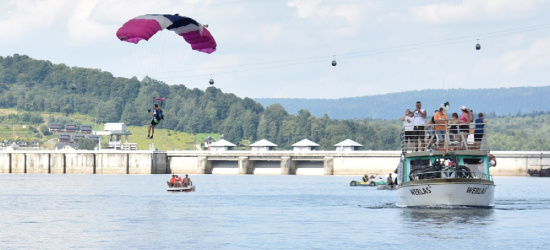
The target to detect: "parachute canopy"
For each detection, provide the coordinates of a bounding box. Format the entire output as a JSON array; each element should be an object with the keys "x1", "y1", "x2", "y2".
[{"x1": 116, "y1": 14, "x2": 217, "y2": 54}]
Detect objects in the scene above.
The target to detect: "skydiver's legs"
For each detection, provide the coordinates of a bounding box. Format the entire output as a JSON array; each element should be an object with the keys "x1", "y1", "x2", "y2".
[{"x1": 147, "y1": 120, "x2": 156, "y2": 139}]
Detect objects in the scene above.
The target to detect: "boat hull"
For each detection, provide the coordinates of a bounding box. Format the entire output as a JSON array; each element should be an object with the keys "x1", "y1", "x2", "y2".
[
  {"x1": 167, "y1": 185, "x2": 195, "y2": 192},
  {"x1": 396, "y1": 180, "x2": 494, "y2": 207}
]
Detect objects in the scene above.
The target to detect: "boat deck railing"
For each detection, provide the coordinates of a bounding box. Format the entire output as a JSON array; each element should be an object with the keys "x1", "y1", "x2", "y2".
[
  {"x1": 401, "y1": 122, "x2": 488, "y2": 154},
  {"x1": 409, "y1": 170, "x2": 492, "y2": 181}
]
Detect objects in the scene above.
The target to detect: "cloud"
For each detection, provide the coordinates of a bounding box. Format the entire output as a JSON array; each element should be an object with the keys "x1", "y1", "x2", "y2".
[
  {"x1": 411, "y1": 0, "x2": 545, "y2": 24},
  {"x1": 287, "y1": 0, "x2": 369, "y2": 36},
  {"x1": 66, "y1": 0, "x2": 113, "y2": 44},
  {"x1": 498, "y1": 37, "x2": 550, "y2": 73},
  {"x1": 0, "y1": 0, "x2": 72, "y2": 41}
]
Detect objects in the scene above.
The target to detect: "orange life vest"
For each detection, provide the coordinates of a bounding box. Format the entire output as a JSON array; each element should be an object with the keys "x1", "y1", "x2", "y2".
[{"x1": 170, "y1": 177, "x2": 176, "y2": 183}]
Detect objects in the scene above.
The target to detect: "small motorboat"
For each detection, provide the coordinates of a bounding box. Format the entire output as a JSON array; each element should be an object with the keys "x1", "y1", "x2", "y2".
[
  {"x1": 167, "y1": 185, "x2": 195, "y2": 192},
  {"x1": 349, "y1": 173, "x2": 391, "y2": 187}
]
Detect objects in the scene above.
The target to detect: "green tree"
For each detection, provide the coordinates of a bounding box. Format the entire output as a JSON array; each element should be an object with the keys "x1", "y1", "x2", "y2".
[
  {"x1": 39, "y1": 124, "x2": 51, "y2": 136},
  {"x1": 77, "y1": 138, "x2": 96, "y2": 150}
]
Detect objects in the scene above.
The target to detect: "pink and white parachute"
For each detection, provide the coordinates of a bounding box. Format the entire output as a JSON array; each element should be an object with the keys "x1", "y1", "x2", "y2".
[{"x1": 116, "y1": 14, "x2": 217, "y2": 54}]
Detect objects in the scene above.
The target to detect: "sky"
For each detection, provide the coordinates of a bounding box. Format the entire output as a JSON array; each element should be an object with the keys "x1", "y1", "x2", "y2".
[{"x1": 1, "y1": 0, "x2": 550, "y2": 99}]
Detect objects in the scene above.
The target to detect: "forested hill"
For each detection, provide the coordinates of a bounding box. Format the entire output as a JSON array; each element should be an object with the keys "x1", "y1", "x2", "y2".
[
  {"x1": 255, "y1": 86, "x2": 550, "y2": 120},
  {"x1": 0, "y1": 54, "x2": 401, "y2": 150}
]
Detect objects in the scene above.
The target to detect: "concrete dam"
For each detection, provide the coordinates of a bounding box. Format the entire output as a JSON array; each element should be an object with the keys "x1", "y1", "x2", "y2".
[{"x1": 0, "y1": 150, "x2": 548, "y2": 176}]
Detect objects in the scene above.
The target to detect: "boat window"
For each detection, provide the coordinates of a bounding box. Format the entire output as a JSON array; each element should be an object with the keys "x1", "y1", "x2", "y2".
[
  {"x1": 463, "y1": 158, "x2": 483, "y2": 164},
  {"x1": 409, "y1": 159, "x2": 430, "y2": 171},
  {"x1": 462, "y1": 157, "x2": 486, "y2": 174}
]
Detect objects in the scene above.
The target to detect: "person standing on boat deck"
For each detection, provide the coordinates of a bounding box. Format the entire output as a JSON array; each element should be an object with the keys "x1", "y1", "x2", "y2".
[
  {"x1": 387, "y1": 173, "x2": 394, "y2": 188},
  {"x1": 473, "y1": 113, "x2": 487, "y2": 150},
  {"x1": 489, "y1": 154, "x2": 497, "y2": 167},
  {"x1": 434, "y1": 107, "x2": 448, "y2": 148},
  {"x1": 401, "y1": 109, "x2": 414, "y2": 151},
  {"x1": 182, "y1": 174, "x2": 192, "y2": 187},
  {"x1": 459, "y1": 106, "x2": 472, "y2": 149},
  {"x1": 412, "y1": 101, "x2": 427, "y2": 151},
  {"x1": 424, "y1": 110, "x2": 437, "y2": 146},
  {"x1": 449, "y1": 113, "x2": 460, "y2": 143}
]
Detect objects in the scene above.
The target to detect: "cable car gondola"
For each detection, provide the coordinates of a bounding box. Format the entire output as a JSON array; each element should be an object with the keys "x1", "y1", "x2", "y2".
[
  {"x1": 209, "y1": 74, "x2": 214, "y2": 85},
  {"x1": 476, "y1": 39, "x2": 481, "y2": 50},
  {"x1": 332, "y1": 55, "x2": 337, "y2": 66}
]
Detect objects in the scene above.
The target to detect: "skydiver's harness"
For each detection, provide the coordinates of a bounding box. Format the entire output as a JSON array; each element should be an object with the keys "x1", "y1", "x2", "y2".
[{"x1": 154, "y1": 108, "x2": 164, "y2": 122}]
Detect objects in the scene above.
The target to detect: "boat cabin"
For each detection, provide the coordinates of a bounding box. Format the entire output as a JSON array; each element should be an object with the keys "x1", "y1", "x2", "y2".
[{"x1": 401, "y1": 152, "x2": 492, "y2": 183}]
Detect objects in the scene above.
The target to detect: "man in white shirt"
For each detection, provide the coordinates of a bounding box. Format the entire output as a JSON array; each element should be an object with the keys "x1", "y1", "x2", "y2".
[{"x1": 412, "y1": 101, "x2": 427, "y2": 151}]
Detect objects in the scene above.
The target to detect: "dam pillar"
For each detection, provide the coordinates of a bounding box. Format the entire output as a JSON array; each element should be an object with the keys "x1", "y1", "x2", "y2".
[
  {"x1": 50, "y1": 153, "x2": 65, "y2": 174},
  {"x1": 198, "y1": 156, "x2": 213, "y2": 174},
  {"x1": 323, "y1": 157, "x2": 334, "y2": 175},
  {"x1": 281, "y1": 157, "x2": 296, "y2": 175},
  {"x1": 238, "y1": 157, "x2": 254, "y2": 174},
  {"x1": 151, "y1": 152, "x2": 167, "y2": 174}
]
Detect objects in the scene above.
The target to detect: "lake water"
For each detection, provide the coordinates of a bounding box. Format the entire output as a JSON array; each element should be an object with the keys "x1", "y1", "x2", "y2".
[{"x1": 1, "y1": 174, "x2": 549, "y2": 249}]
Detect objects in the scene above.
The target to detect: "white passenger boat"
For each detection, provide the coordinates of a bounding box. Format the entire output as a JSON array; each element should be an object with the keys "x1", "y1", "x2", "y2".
[{"x1": 396, "y1": 122, "x2": 496, "y2": 207}]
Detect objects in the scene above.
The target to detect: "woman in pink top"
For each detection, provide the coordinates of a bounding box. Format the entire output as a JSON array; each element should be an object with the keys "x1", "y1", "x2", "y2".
[{"x1": 458, "y1": 106, "x2": 471, "y2": 149}]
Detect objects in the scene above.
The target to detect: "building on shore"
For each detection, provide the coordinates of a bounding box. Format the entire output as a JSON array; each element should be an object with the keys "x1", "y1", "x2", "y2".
[
  {"x1": 249, "y1": 139, "x2": 278, "y2": 151},
  {"x1": 292, "y1": 139, "x2": 320, "y2": 151},
  {"x1": 209, "y1": 139, "x2": 236, "y2": 151},
  {"x1": 334, "y1": 139, "x2": 363, "y2": 151}
]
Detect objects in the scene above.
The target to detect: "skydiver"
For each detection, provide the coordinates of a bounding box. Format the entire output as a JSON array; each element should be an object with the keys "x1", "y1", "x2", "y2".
[{"x1": 147, "y1": 103, "x2": 163, "y2": 139}]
